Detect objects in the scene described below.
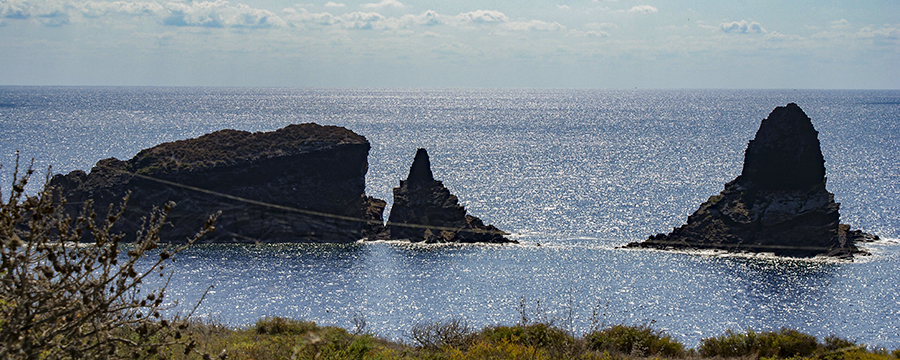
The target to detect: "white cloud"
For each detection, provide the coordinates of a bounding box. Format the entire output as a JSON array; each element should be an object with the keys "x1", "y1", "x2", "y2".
[
  {"x1": 283, "y1": 7, "x2": 339, "y2": 25},
  {"x1": 286, "y1": 8, "x2": 566, "y2": 32},
  {"x1": 405, "y1": 10, "x2": 440, "y2": 26},
  {"x1": 456, "y1": 10, "x2": 508, "y2": 24},
  {"x1": 2, "y1": 0, "x2": 292, "y2": 28},
  {"x1": 504, "y1": 19, "x2": 564, "y2": 32},
  {"x1": 697, "y1": 23, "x2": 718, "y2": 31},
  {"x1": 1, "y1": 0, "x2": 72, "y2": 26},
  {"x1": 341, "y1": 11, "x2": 385, "y2": 29},
  {"x1": 568, "y1": 29, "x2": 610, "y2": 37},
  {"x1": 762, "y1": 31, "x2": 792, "y2": 41},
  {"x1": 830, "y1": 19, "x2": 850, "y2": 30},
  {"x1": 556, "y1": 4, "x2": 570, "y2": 10},
  {"x1": 283, "y1": 7, "x2": 442, "y2": 30},
  {"x1": 82, "y1": 1, "x2": 165, "y2": 17},
  {"x1": 720, "y1": 20, "x2": 765, "y2": 34},
  {"x1": 0, "y1": 0, "x2": 585, "y2": 40},
  {"x1": 586, "y1": 22, "x2": 617, "y2": 30},
  {"x1": 162, "y1": 1, "x2": 285, "y2": 28},
  {"x1": 627, "y1": 5, "x2": 657, "y2": 14},
  {"x1": 281, "y1": 7, "x2": 561, "y2": 32},
  {"x1": 0, "y1": 1, "x2": 496, "y2": 32},
  {"x1": 857, "y1": 25, "x2": 900, "y2": 39},
  {"x1": 361, "y1": 0, "x2": 404, "y2": 9},
  {"x1": 1, "y1": 0, "x2": 38, "y2": 19},
  {"x1": 808, "y1": 23, "x2": 899, "y2": 43},
  {"x1": 568, "y1": 23, "x2": 615, "y2": 37}
]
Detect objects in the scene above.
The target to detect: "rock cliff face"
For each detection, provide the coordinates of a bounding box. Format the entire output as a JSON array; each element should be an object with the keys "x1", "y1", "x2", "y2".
[
  {"x1": 626, "y1": 103, "x2": 877, "y2": 258},
  {"x1": 383, "y1": 148, "x2": 512, "y2": 243},
  {"x1": 50, "y1": 123, "x2": 385, "y2": 243}
]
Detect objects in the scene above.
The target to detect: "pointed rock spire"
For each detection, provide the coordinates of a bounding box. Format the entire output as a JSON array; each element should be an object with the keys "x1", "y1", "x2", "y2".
[
  {"x1": 626, "y1": 103, "x2": 876, "y2": 258},
  {"x1": 384, "y1": 148, "x2": 512, "y2": 244},
  {"x1": 740, "y1": 103, "x2": 826, "y2": 190},
  {"x1": 406, "y1": 148, "x2": 434, "y2": 183}
]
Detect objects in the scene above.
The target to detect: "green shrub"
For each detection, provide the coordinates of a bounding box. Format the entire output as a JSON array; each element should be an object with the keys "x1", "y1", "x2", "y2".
[
  {"x1": 481, "y1": 323, "x2": 575, "y2": 350},
  {"x1": 254, "y1": 317, "x2": 318, "y2": 335},
  {"x1": 451, "y1": 338, "x2": 546, "y2": 360},
  {"x1": 408, "y1": 317, "x2": 475, "y2": 350},
  {"x1": 584, "y1": 323, "x2": 684, "y2": 357},
  {"x1": 698, "y1": 327, "x2": 818, "y2": 358},
  {"x1": 319, "y1": 334, "x2": 375, "y2": 360},
  {"x1": 823, "y1": 335, "x2": 862, "y2": 352},
  {"x1": 480, "y1": 323, "x2": 580, "y2": 359},
  {"x1": 0, "y1": 157, "x2": 218, "y2": 359}
]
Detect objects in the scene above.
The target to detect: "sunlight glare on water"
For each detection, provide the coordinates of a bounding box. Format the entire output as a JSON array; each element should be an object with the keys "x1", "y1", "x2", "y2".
[{"x1": 2, "y1": 87, "x2": 899, "y2": 347}]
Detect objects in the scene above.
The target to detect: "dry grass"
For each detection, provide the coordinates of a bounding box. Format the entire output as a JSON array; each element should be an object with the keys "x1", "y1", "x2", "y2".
[{"x1": 153, "y1": 317, "x2": 900, "y2": 360}]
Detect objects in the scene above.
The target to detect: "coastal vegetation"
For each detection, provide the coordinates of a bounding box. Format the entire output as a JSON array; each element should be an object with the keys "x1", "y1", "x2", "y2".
[
  {"x1": 1, "y1": 157, "x2": 219, "y2": 359},
  {"x1": 141, "y1": 316, "x2": 900, "y2": 360}
]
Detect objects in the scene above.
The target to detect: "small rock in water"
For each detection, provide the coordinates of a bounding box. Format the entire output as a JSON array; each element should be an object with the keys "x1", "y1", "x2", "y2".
[{"x1": 382, "y1": 148, "x2": 513, "y2": 244}]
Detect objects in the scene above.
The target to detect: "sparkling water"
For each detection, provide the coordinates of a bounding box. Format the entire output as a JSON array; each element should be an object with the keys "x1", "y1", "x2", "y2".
[{"x1": 2, "y1": 87, "x2": 898, "y2": 347}]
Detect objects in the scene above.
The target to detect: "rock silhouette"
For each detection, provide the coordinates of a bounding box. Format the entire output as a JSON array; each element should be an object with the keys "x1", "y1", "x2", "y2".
[
  {"x1": 626, "y1": 103, "x2": 877, "y2": 258},
  {"x1": 384, "y1": 148, "x2": 512, "y2": 243},
  {"x1": 50, "y1": 123, "x2": 385, "y2": 243}
]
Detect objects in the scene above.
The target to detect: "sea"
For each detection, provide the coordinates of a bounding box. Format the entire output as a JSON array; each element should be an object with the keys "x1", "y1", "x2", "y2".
[{"x1": 1, "y1": 87, "x2": 899, "y2": 348}]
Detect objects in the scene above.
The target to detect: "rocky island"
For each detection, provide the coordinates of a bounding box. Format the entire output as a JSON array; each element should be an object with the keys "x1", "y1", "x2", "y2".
[
  {"x1": 50, "y1": 125, "x2": 512, "y2": 245},
  {"x1": 51, "y1": 123, "x2": 386, "y2": 243},
  {"x1": 380, "y1": 148, "x2": 512, "y2": 243},
  {"x1": 626, "y1": 103, "x2": 877, "y2": 258}
]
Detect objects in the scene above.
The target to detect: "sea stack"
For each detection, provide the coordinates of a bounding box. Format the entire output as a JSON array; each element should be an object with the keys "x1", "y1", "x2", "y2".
[
  {"x1": 626, "y1": 103, "x2": 877, "y2": 258},
  {"x1": 50, "y1": 123, "x2": 386, "y2": 243},
  {"x1": 385, "y1": 148, "x2": 512, "y2": 243}
]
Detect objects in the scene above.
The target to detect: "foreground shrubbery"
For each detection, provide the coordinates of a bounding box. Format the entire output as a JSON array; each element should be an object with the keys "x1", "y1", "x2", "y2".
[
  {"x1": 1, "y1": 158, "x2": 218, "y2": 359},
  {"x1": 153, "y1": 317, "x2": 898, "y2": 360}
]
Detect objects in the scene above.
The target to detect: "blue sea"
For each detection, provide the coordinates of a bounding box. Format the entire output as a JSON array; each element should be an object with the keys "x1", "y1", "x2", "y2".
[{"x1": 2, "y1": 87, "x2": 899, "y2": 348}]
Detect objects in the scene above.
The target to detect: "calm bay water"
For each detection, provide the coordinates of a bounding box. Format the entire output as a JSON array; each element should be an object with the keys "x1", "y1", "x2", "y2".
[{"x1": 2, "y1": 87, "x2": 899, "y2": 347}]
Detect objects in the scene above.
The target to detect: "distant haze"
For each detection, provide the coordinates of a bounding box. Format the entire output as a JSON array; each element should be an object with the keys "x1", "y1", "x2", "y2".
[{"x1": 1, "y1": 0, "x2": 898, "y2": 88}]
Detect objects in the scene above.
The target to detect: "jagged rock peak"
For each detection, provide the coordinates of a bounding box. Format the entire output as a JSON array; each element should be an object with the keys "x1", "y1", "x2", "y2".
[
  {"x1": 406, "y1": 148, "x2": 434, "y2": 184},
  {"x1": 383, "y1": 148, "x2": 513, "y2": 244},
  {"x1": 739, "y1": 103, "x2": 826, "y2": 190},
  {"x1": 624, "y1": 103, "x2": 877, "y2": 258}
]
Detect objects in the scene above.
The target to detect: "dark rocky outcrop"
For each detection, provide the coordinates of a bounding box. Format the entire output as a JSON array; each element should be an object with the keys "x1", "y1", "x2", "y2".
[
  {"x1": 381, "y1": 148, "x2": 512, "y2": 243},
  {"x1": 626, "y1": 103, "x2": 877, "y2": 258},
  {"x1": 50, "y1": 123, "x2": 385, "y2": 243}
]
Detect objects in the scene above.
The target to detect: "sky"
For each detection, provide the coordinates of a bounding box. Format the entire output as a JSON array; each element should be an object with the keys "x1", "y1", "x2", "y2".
[{"x1": 1, "y1": 0, "x2": 898, "y2": 88}]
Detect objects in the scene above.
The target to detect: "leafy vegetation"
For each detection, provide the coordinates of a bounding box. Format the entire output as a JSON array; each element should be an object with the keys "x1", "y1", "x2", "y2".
[
  {"x1": 585, "y1": 323, "x2": 685, "y2": 357},
  {"x1": 0, "y1": 156, "x2": 218, "y2": 359},
  {"x1": 699, "y1": 327, "x2": 818, "y2": 358},
  {"x1": 141, "y1": 317, "x2": 898, "y2": 360}
]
